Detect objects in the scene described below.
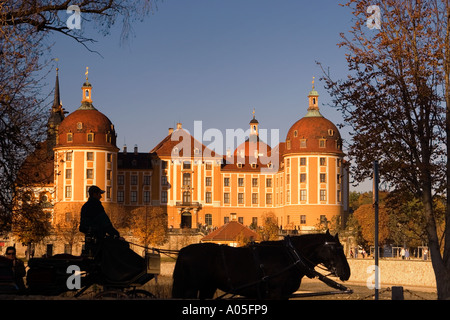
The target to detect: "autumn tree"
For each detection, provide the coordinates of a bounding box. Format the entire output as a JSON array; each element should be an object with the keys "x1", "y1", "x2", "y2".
[
  {"x1": 12, "y1": 192, "x2": 52, "y2": 255},
  {"x1": 130, "y1": 207, "x2": 168, "y2": 247},
  {"x1": 320, "y1": 0, "x2": 450, "y2": 298},
  {"x1": 53, "y1": 203, "x2": 83, "y2": 254},
  {"x1": 353, "y1": 203, "x2": 390, "y2": 246},
  {"x1": 257, "y1": 212, "x2": 279, "y2": 241},
  {"x1": 0, "y1": 0, "x2": 158, "y2": 232}
]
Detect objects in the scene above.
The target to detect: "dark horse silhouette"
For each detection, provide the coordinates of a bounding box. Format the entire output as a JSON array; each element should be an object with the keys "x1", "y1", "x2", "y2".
[{"x1": 172, "y1": 231, "x2": 350, "y2": 299}]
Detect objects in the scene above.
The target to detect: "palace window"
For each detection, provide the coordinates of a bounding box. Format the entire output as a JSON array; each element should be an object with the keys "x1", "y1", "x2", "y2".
[
  {"x1": 117, "y1": 191, "x2": 124, "y2": 202},
  {"x1": 238, "y1": 193, "x2": 244, "y2": 204},
  {"x1": 131, "y1": 175, "x2": 137, "y2": 185},
  {"x1": 300, "y1": 215, "x2": 306, "y2": 224},
  {"x1": 118, "y1": 175, "x2": 124, "y2": 185},
  {"x1": 224, "y1": 177, "x2": 230, "y2": 186},
  {"x1": 87, "y1": 133, "x2": 94, "y2": 142},
  {"x1": 320, "y1": 190, "x2": 327, "y2": 201},
  {"x1": 86, "y1": 152, "x2": 94, "y2": 161},
  {"x1": 320, "y1": 173, "x2": 327, "y2": 183},
  {"x1": 65, "y1": 169, "x2": 72, "y2": 180},
  {"x1": 205, "y1": 192, "x2": 212, "y2": 203},
  {"x1": 131, "y1": 191, "x2": 137, "y2": 203},
  {"x1": 300, "y1": 157, "x2": 306, "y2": 166},
  {"x1": 320, "y1": 157, "x2": 326, "y2": 166},
  {"x1": 300, "y1": 190, "x2": 307, "y2": 201},
  {"x1": 65, "y1": 186, "x2": 72, "y2": 198},
  {"x1": 252, "y1": 193, "x2": 258, "y2": 204},
  {"x1": 183, "y1": 191, "x2": 191, "y2": 203},
  {"x1": 266, "y1": 193, "x2": 272, "y2": 204},
  {"x1": 183, "y1": 173, "x2": 191, "y2": 186},
  {"x1": 205, "y1": 177, "x2": 212, "y2": 186},
  {"x1": 183, "y1": 161, "x2": 191, "y2": 170},
  {"x1": 266, "y1": 178, "x2": 272, "y2": 188},
  {"x1": 252, "y1": 178, "x2": 258, "y2": 187},
  {"x1": 161, "y1": 191, "x2": 168, "y2": 203},
  {"x1": 86, "y1": 169, "x2": 93, "y2": 179},
  {"x1": 300, "y1": 139, "x2": 307, "y2": 148},
  {"x1": 67, "y1": 133, "x2": 73, "y2": 142},
  {"x1": 319, "y1": 139, "x2": 326, "y2": 148},
  {"x1": 238, "y1": 178, "x2": 244, "y2": 187},
  {"x1": 224, "y1": 193, "x2": 230, "y2": 204},
  {"x1": 300, "y1": 173, "x2": 306, "y2": 183},
  {"x1": 144, "y1": 191, "x2": 150, "y2": 203},
  {"x1": 205, "y1": 214, "x2": 212, "y2": 226}
]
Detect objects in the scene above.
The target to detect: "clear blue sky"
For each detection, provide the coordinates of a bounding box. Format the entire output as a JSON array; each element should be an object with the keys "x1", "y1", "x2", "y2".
[{"x1": 48, "y1": 0, "x2": 372, "y2": 192}]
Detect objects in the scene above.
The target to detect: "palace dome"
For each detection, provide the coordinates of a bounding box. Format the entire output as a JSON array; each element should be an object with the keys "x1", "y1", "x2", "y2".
[
  {"x1": 56, "y1": 78, "x2": 117, "y2": 150},
  {"x1": 284, "y1": 88, "x2": 343, "y2": 156}
]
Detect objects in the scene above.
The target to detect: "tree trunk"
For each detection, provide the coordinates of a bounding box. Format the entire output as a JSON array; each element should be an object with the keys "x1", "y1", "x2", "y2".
[{"x1": 423, "y1": 179, "x2": 450, "y2": 299}]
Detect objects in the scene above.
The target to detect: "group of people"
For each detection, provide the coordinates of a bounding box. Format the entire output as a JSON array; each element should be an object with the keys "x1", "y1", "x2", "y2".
[
  {"x1": 349, "y1": 248, "x2": 368, "y2": 259},
  {"x1": 348, "y1": 246, "x2": 430, "y2": 260}
]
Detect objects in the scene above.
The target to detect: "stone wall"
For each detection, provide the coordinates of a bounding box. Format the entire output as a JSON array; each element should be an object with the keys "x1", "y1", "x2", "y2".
[{"x1": 347, "y1": 259, "x2": 436, "y2": 288}]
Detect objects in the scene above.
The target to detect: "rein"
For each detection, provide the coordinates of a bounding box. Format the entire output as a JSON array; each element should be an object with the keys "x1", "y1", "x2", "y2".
[{"x1": 126, "y1": 241, "x2": 180, "y2": 260}]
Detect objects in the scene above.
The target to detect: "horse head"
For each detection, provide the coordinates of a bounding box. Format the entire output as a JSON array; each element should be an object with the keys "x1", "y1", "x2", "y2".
[{"x1": 316, "y1": 230, "x2": 351, "y2": 281}]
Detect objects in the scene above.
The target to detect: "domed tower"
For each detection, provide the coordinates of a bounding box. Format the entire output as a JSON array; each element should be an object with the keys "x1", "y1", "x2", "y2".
[
  {"x1": 53, "y1": 68, "x2": 119, "y2": 206},
  {"x1": 233, "y1": 109, "x2": 271, "y2": 167},
  {"x1": 282, "y1": 79, "x2": 345, "y2": 231}
]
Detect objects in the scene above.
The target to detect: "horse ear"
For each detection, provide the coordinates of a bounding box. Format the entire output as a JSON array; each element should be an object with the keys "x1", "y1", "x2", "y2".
[{"x1": 326, "y1": 229, "x2": 330, "y2": 236}]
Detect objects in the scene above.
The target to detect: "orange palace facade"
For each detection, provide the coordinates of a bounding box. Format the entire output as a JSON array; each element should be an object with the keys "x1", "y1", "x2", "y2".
[{"x1": 46, "y1": 70, "x2": 349, "y2": 234}]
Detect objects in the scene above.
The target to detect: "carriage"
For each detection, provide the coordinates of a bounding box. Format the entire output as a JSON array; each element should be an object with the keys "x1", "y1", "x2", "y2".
[{"x1": 0, "y1": 237, "x2": 162, "y2": 299}]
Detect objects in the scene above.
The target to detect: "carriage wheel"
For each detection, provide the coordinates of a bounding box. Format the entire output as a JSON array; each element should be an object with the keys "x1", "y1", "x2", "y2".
[
  {"x1": 94, "y1": 289, "x2": 129, "y2": 300},
  {"x1": 126, "y1": 289, "x2": 157, "y2": 299}
]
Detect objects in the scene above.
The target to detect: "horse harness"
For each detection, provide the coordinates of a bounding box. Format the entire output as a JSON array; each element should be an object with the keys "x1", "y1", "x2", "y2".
[{"x1": 217, "y1": 236, "x2": 321, "y2": 299}]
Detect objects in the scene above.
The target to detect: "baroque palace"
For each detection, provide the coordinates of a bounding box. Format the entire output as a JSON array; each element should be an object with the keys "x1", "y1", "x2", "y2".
[{"x1": 7, "y1": 69, "x2": 349, "y2": 256}]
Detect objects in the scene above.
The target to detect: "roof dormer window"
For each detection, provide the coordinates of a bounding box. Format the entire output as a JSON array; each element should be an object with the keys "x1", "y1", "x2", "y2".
[
  {"x1": 300, "y1": 139, "x2": 307, "y2": 148},
  {"x1": 319, "y1": 139, "x2": 326, "y2": 148}
]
